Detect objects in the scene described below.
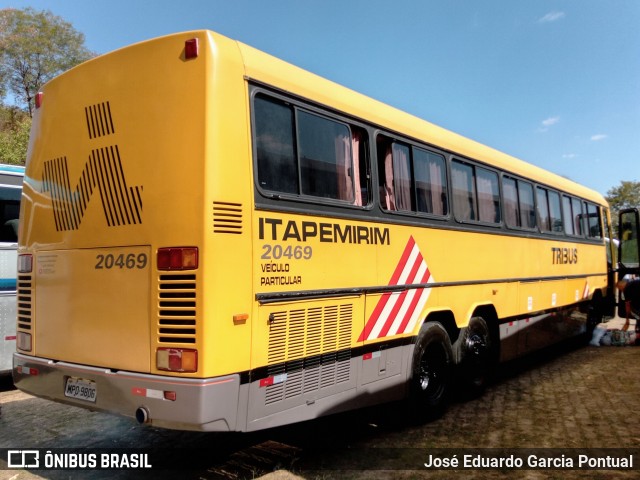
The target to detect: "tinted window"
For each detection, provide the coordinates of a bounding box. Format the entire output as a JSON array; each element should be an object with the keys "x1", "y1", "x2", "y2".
[
  {"x1": 452, "y1": 161, "x2": 476, "y2": 221},
  {"x1": 503, "y1": 176, "x2": 535, "y2": 229},
  {"x1": 536, "y1": 187, "x2": 551, "y2": 232},
  {"x1": 452, "y1": 160, "x2": 500, "y2": 224},
  {"x1": 503, "y1": 177, "x2": 518, "y2": 227},
  {"x1": 254, "y1": 93, "x2": 369, "y2": 205},
  {"x1": 255, "y1": 96, "x2": 297, "y2": 194},
  {"x1": 519, "y1": 181, "x2": 536, "y2": 229},
  {"x1": 377, "y1": 136, "x2": 448, "y2": 216},
  {"x1": 571, "y1": 197, "x2": 583, "y2": 235},
  {"x1": 0, "y1": 185, "x2": 21, "y2": 242},
  {"x1": 413, "y1": 148, "x2": 448, "y2": 215},
  {"x1": 477, "y1": 167, "x2": 500, "y2": 223},
  {"x1": 585, "y1": 202, "x2": 602, "y2": 238},
  {"x1": 562, "y1": 195, "x2": 574, "y2": 235},
  {"x1": 298, "y1": 110, "x2": 353, "y2": 202},
  {"x1": 548, "y1": 190, "x2": 563, "y2": 233}
]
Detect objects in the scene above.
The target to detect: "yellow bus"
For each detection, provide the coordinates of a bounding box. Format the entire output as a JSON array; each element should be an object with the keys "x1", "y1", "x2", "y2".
[{"x1": 13, "y1": 30, "x2": 638, "y2": 432}]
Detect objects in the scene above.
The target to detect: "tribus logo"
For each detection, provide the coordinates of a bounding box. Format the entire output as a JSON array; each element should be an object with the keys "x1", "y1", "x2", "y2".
[{"x1": 41, "y1": 101, "x2": 143, "y2": 231}]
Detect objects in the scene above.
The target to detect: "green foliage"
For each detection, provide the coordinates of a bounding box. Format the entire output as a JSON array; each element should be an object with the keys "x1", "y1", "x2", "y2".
[
  {"x1": 0, "y1": 7, "x2": 95, "y2": 116},
  {"x1": 0, "y1": 105, "x2": 30, "y2": 165},
  {"x1": 606, "y1": 180, "x2": 640, "y2": 235}
]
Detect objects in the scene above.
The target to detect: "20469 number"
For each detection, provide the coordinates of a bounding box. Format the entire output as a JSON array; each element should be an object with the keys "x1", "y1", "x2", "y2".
[
  {"x1": 261, "y1": 244, "x2": 312, "y2": 260},
  {"x1": 95, "y1": 253, "x2": 148, "y2": 270}
]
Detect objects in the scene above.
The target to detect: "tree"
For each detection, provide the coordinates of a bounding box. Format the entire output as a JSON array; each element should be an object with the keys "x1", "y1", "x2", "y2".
[
  {"x1": 606, "y1": 180, "x2": 640, "y2": 235},
  {"x1": 0, "y1": 105, "x2": 30, "y2": 165},
  {"x1": 0, "y1": 7, "x2": 94, "y2": 116}
]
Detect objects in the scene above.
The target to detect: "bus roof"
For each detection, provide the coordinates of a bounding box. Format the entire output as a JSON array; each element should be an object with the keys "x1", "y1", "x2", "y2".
[{"x1": 232, "y1": 33, "x2": 607, "y2": 207}]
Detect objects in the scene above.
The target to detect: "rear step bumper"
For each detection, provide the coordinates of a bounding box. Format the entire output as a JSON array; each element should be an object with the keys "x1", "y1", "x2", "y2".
[{"x1": 13, "y1": 353, "x2": 241, "y2": 431}]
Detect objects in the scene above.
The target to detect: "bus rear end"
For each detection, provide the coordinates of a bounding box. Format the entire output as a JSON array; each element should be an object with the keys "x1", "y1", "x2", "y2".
[{"x1": 13, "y1": 31, "x2": 252, "y2": 431}]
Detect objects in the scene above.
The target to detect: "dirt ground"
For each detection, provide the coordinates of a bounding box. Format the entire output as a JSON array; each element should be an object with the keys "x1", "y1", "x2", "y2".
[{"x1": 1, "y1": 319, "x2": 639, "y2": 479}]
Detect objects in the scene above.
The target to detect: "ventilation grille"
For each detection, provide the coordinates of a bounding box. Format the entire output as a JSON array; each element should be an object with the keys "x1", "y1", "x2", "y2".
[
  {"x1": 265, "y1": 304, "x2": 353, "y2": 404},
  {"x1": 85, "y1": 101, "x2": 115, "y2": 139},
  {"x1": 213, "y1": 202, "x2": 243, "y2": 234},
  {"x1": 158, "y1": 274, "x2": 197, "y2": 344},
  {"x1": 16, "y1": 274, "x2": 33, "y2": 332}
]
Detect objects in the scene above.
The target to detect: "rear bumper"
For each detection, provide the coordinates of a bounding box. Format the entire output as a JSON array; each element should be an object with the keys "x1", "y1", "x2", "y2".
[{"x1": 13, "y1": 353, "x2": 241, "y2": 431}]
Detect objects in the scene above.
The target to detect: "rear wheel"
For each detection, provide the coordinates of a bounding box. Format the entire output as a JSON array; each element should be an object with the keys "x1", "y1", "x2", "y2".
[
  {"x1": 458, "y1": 316, "x2": 493, "y2": 394},
  {"x1": 409, "y1": 322, "x2": 453, "y2": 419}
]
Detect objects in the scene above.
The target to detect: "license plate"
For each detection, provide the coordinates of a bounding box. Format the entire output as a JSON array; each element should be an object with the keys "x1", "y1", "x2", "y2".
[{"x1": 64, "y1": 377, "x2": 97, "y2": 403}]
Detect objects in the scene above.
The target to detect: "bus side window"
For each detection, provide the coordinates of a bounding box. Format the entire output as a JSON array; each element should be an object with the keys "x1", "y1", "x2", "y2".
[
  {"x1": 377, "y1": 136, "x2": 397, "y2": 211},
  {"x1": 548, "y1": 190, "x2": 563, "y2": 233},
  {"x1": 451, "y1": 160, "x2": 477, "y2": 221},
  {"x1": 0, "y1": 186, "x2": 21, "y2": 243},
  {"x1": 254, "y1": 94, "x2": 368, "y2": 206},
  {"x1": 503, "y1": 177, "x2": 519, "y2": 227},
  {"x1": 571, "y1": 197, "x2": 584, "y2": 235},
  {"x1": 536, "y1": 187, "x2": 551, "y2": 232},
  {"x1": 562, "y1": 195, "x2": 575, "y2": 235},
  {"x1": 476, "y1": 167, "x2": 500, "y2": 223},
  {"x1": 414, "y1": 148, "x2": 448, "y2": 216},
  {"x1": 377, "y1": 136, "x2": 448, "y2": 216},
  {"x1": 297, "y1": 110, "x2": 355, "y2": 202},
  {"x1": 504, "y1": 177, "x2": 536, "y2": 230},
  {"x1": 519, "y1": 181, "x2": 536, "y2": 228},
  {"x1": 585, "y1": 202, "x2": 602, "y2": 239},
  {"x1": 254, "y1": 95, "x2": 298, "y2": 194},
  {"x1": 353, "y1": 129, "x2": 369, "y2": 206}
]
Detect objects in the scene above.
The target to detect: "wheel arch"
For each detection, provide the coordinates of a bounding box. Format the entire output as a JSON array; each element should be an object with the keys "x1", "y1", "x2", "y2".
[{"x1": 422, "y1": 309, "x2": 460, "y2": 346}]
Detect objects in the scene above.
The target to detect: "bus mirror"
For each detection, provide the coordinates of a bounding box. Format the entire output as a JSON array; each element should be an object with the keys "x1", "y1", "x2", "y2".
[{"x1": 618, "y1": 208, "x2": 640, "y2": 274}]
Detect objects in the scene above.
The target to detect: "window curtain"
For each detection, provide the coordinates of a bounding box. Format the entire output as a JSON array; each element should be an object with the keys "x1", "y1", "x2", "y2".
[
  {"x1": 477, "y1": 173, "x2": 497, "y2": 222},
  {"x1": 503, "y1": 179, "x2": 518, "y2": 227},
  {"x1": 392, "y1": 143, "x2": 411, "y2": 211},
  {"x1": 335, "y1": 133, "x2": 354, "y2": 203},
  {"x1": 452, "y1": 164, "x2": 474, "y2": 221},
  {"x1": 351, "y1": 131, "x2": 363, "y2": 206},
  {"x1": 381, "y1": 145, "x2": 396, "y2": 210},
  {"x1": 429, "y1": 160, "x2": 445, "y2": 215}
]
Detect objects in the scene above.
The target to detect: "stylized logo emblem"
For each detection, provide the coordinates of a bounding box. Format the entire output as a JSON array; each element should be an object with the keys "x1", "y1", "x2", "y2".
[
  {"x1": 42, "y1": 101, "x2": 143, "y2": 231},
  {"x1": 358, "y1": 236, "x2": 434, "y2": 341},
  {"x1": 8, "y1": 450, "x2": 40, "y2": 468}
]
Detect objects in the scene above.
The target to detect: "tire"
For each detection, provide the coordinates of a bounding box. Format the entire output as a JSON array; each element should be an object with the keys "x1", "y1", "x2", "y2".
[
  {"x1": 457, "y1": 316, "x2": 493, "y2": 394},
  {"x1": 408, "y1": 322, "x2": 453, "y2": 420}
]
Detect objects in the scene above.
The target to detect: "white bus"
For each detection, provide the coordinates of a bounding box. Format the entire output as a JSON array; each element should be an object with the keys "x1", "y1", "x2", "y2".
[{"x1": 0, "y1": 164, "x2": 24, "y2": 374}]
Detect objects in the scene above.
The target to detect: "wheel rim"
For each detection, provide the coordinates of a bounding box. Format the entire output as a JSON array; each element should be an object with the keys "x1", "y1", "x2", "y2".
[
  {"x1": 466, "y1": 332, "x2": 487, "y2": 358},
  {"x1": 465, "y1": 327, "x2": 489, "y2": 386},
  {"x1": 418, "y1": 344, "x2": 447, "y2": 399}
]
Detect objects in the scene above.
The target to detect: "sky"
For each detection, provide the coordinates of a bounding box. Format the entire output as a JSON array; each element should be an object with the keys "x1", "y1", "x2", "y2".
[{"x1": 2, "y1": 0, "x2": 638, "y2": 197}]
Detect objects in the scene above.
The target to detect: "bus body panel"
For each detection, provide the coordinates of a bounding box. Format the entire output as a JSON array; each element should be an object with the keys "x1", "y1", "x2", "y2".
[{"x1": 33, "y1": 247, "x2": 151, "y2": 371}]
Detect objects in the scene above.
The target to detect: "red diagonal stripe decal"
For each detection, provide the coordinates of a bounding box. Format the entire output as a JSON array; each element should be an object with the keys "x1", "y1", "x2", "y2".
[
  {"x1": 358, "y1": 236, "x2": 435, "y2": 342},
  {"x1": 358, "y1": 236, "x2": 417, "y2": 341}
]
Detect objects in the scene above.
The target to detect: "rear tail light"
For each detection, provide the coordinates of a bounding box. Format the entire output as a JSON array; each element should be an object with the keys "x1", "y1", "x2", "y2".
[
  {"x1": 18, "y1": 254, "x2": 33, "y2": 273},
  {"x1": 157, "y1": 247, "x2": 198, "y2": 270},
  {"x1": 156, "y1": 348, "x2": 197, "y2": 373}
]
